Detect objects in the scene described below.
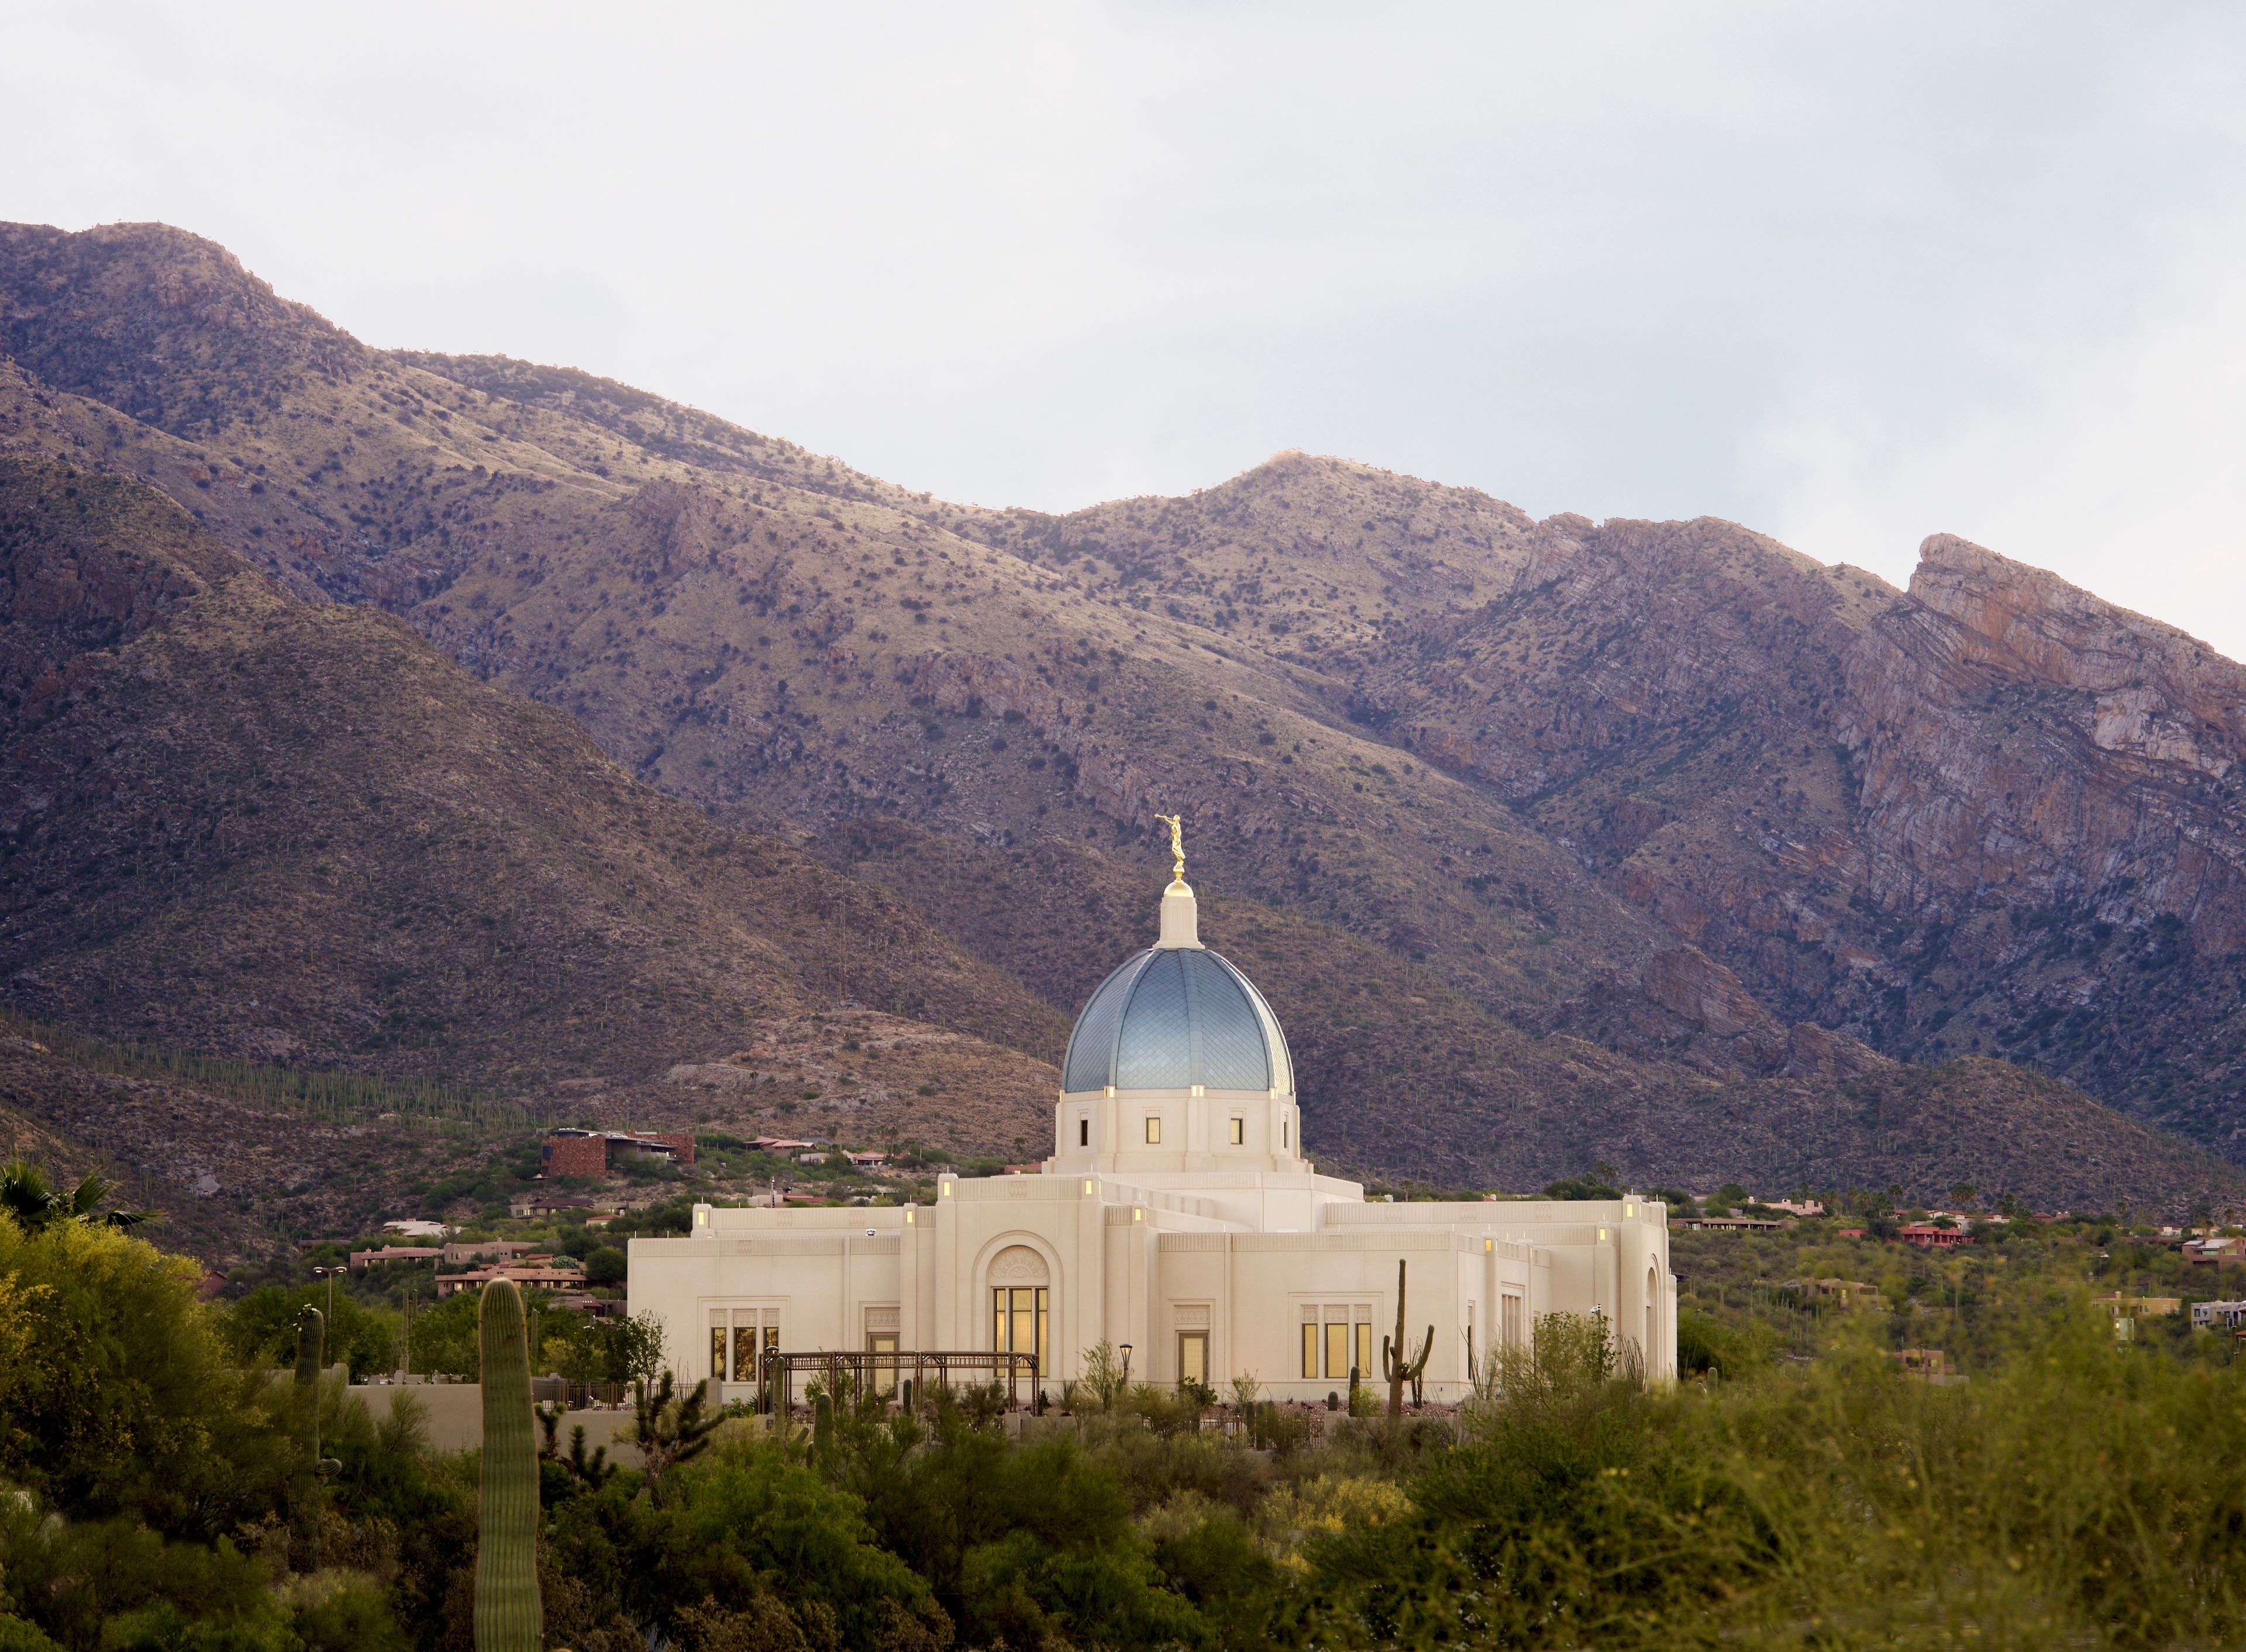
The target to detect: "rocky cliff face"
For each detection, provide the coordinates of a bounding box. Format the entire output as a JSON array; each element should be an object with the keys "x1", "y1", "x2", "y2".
[{"x1": 1345, "y1": 518, "x2": 2246, "y2": 1151}]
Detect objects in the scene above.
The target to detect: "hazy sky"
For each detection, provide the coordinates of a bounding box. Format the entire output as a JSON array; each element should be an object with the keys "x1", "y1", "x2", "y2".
[{"x1": 8, "y1": 4, "x2": 2245, "y2": 655}]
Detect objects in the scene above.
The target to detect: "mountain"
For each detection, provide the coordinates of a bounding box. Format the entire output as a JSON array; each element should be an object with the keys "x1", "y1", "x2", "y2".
[
  {"x1": 1, "y1": 220, "x2": 2242, "y2": 1216},
  {"x1": 0, "y1": 451, "x2": 1064, "y2": 1093}
]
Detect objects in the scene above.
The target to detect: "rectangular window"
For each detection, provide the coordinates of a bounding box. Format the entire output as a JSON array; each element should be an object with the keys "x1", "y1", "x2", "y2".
[
  {"x1": 733, "y1": 1323, "x2": 757, "y2": 1384},
  {"x1": 710, "y1": 1326, "x2": 726, "y2": 1381},
  {"x1": 1079, "y1": 1118, "x2": 1089, "y2": 1146},
  {"x1": 763, "y1": 1323, "x2": 780, "y2": 1354},
  {"x1": 1228, "y1": 1116, "x2": 1244, "y2": 1144},
  {"x1": 1178, "y1": 1330, "x2": 1208, "y2": 1388},
  {"x1": 1301, "y1": 1321, "x2": 1319, "y2": 1378},
  {"x1": 1144, "y1": 1116, "x2": 1162, "y2": 1144},
  {"x1": 867, "y1": 1332, "x2": 898, "y2": 1396},
  {"x1": 1325, "y1": 1319, "x2": 1349, "y2": 1379},
  {"x1": 991, "y1": 1287, "x2": 1050, "y2": 1371},
  {"x1": 1355, "y1": 1320, "x2": 1372, "y2": 1380}
]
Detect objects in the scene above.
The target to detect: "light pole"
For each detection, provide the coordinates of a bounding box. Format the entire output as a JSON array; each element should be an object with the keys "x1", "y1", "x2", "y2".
[
  {"x1": 1119, "y1": 1342, "x2": 1133, "y2": 1391},
  {"x1": 310, "y1": 1265, "x2": 345, "y2": 1323}
]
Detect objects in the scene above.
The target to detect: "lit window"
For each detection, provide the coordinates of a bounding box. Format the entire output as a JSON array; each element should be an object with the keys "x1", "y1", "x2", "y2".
[
  {"x1": 1179, "y1": 1330, "x2": 1208, "y2": 1387},
  {"x1": 1144, "y1": 1116, "x2": 1162, "y2": 1144},
  {"x1": 1301, "y1": 1321, "x2": 1318, "y2": 1378},
  {"x1": 1228, "y1": 1117, "x2": 1244, "y2": 1145},
  {"x1": 991, "y1": 1286, "x2": 1049, "y2": 1371}
]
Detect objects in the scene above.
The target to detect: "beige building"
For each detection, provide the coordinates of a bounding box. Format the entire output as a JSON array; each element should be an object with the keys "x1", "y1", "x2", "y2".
[{"x1": 629, "y1": 865, "x2": 1677, "y2": 1399}]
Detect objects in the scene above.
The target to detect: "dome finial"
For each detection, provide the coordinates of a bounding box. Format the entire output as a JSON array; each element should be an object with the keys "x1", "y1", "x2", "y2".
[
  {"x1": 1157, "y1": 813, "x2": 1186, "y2": 883},
  {"x1": 1153, "y1": 815, "x2": 1201, "y2": 947}
]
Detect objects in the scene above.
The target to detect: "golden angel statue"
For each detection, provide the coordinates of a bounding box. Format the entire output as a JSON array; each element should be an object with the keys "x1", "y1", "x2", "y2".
[{"x1": 1156, "y1": 813, "x2": 1185, "y2": 882}]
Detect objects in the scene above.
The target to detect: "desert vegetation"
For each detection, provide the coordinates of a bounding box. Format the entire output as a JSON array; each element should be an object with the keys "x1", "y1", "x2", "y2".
[{"x1": 7, "y1": 1203, "x2": 2246, "y2": 1649}]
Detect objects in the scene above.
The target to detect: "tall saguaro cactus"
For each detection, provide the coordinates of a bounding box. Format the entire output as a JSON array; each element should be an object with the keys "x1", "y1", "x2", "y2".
[
  {"x1": 476, "y1": 1279, "x2": 542, "y2": 1652},
  {"x1": 1381, "y1": 1258, "x2": 1434, "y2": 1420},
  {"x1": 289, "y1": 1306, "x2": 326, "y2": 1572}
]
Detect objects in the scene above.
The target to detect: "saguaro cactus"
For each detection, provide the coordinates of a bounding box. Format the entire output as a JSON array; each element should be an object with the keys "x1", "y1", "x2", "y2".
[
  {"x1": 289, "y1": 1306, "x2": 325, "y2": 1572},
  {"x1": 1381, "y1": 1258, "x2": 1434, "y2": 1419},
  {"x1": 476, "y1": 1279, "x2": 542, "y2": 1652}
]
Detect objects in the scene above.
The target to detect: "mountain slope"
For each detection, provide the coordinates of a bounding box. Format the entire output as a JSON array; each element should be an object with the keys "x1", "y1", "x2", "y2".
[
  {"x1": 0, "y1": 454, "x2": 1067, "y2": 1088},
  {"x1": 0, "y1": 457, "x2": 2227, "y2": 1213},
  {"x1": 4, "y1": 220, "x2": 2245, "y2": 1177}
]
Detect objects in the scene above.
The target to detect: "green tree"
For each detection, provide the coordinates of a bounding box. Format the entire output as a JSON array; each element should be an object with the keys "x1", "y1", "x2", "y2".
[
  {"x1": 0, "y1": 1212, "x2": 285, "y2": 1536},
  {"x1": 223, "y1": 1285, "x2": 397, "y2": 1379},
  {"x1": 398, "y1": 1290, "x2": 483, "y2": 1378}
]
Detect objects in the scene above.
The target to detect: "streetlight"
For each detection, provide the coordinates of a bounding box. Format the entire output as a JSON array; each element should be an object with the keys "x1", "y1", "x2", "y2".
[
  {"x1": 311, "y1": 1265, "x2": 346, "y2": 1323},
  {"x1": 1119, "y1": 1342, "x2": 1132, "y2": 1389}
]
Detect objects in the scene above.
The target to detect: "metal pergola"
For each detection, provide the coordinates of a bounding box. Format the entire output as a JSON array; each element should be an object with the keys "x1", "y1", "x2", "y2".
[{"x1": 754, "y1": 1348, "x2": 1041, "y2": 1412}]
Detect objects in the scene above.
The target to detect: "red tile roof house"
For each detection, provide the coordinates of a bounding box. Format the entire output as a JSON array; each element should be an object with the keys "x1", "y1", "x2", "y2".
[
  {"x1": 539, "y1": 1130, "x2": 697, "y2": 1178},
  {"x1": 1899, "y1": 1224, "x2": 1975, "y2": 1249}
]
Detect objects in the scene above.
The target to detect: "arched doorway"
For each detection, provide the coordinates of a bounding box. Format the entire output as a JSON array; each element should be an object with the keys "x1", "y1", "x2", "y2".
[{"x1": 989, "y1": 1244, "x2": 1050, "y2": 1374}]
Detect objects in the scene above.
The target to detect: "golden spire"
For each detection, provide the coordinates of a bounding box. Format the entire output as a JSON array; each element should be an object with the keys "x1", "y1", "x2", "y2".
[{"x1": 1156, "y1": 813, "x2": 1185, "y2": 882}]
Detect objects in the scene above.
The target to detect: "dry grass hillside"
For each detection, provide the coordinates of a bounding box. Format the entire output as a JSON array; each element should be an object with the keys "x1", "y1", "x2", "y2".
[
  {"x1": 4, "y1": 220, "x2": 2244, "y2": 1189},
  {"x1": 0, "y1": 456, "x2": 1066, "y2": 1094}
]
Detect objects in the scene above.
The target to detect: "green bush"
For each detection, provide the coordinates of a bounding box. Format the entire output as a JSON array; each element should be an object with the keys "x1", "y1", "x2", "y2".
[
  {"x1": 0, "y1": 1215, "x2": 285, "y2": 1534},
  {"x1": 0, "y1": 1616, "x2": 62, "y2": 1652},
  {"x1": 1676, "y1": 1305, "x2": 1768, "y2": 1379},
  {"x1": 222, "y1": 1285, "x2": 397, "y2": 1380}
]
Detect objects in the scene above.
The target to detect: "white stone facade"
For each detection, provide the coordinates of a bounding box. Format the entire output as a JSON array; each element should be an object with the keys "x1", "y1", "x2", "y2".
[{"x1": 630, "y1": 877, "x2": 1677, "y2": 1398}]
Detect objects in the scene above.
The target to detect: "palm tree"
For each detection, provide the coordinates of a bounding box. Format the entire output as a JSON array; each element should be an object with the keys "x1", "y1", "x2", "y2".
[{"x1": 0, "y1": 1158, "x2": 156, "y2": 1233}]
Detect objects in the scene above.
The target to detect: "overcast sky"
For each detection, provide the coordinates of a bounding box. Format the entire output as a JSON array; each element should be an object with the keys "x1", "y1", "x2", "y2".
[{"x1": 8, "y1": 3, "x2": 2245, "y2": 656}]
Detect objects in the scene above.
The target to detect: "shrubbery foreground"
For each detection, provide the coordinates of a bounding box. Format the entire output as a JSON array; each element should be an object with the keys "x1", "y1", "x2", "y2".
[{"x1": 5, "y1": 1212, "x2": 2246, "y2": 1650}]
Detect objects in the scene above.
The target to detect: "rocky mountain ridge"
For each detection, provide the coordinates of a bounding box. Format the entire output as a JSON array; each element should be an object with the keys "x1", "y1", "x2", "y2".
[{"x1": 1, "y1": 220, "x2": 2242, "y2": 1189}]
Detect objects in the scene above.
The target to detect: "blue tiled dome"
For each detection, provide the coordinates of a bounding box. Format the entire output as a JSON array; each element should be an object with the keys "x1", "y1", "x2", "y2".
[{"x1": 1062, "y1": 946, "x2": 1294, "y2": 1095}]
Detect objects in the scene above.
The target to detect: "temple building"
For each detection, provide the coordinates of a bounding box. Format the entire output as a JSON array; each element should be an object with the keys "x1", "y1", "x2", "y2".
[{"x1": 629, "y1": 838, "x2": 1677, "y2": 1399}]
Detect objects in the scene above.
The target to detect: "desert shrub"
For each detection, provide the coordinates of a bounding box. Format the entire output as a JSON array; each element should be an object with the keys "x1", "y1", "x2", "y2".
[
  {"x1": 222, "y1": 1285, "x2": 397, "y2": 1379},
  {"x1": 1676, "y1": 1305, "x2": 1768, "y2": 1379},
  {"x1": 0, "y1": 1497, "x2": 277, "y2": 1652},
  {"x1": 0, "y1": 1215, "x2": 285, "y2": 1535}
]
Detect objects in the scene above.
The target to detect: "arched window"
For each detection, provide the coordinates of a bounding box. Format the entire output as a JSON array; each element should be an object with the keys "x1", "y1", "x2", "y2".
[{"x1": 990, "y1": 1245, "x2": 1050, "y2": 1372}]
